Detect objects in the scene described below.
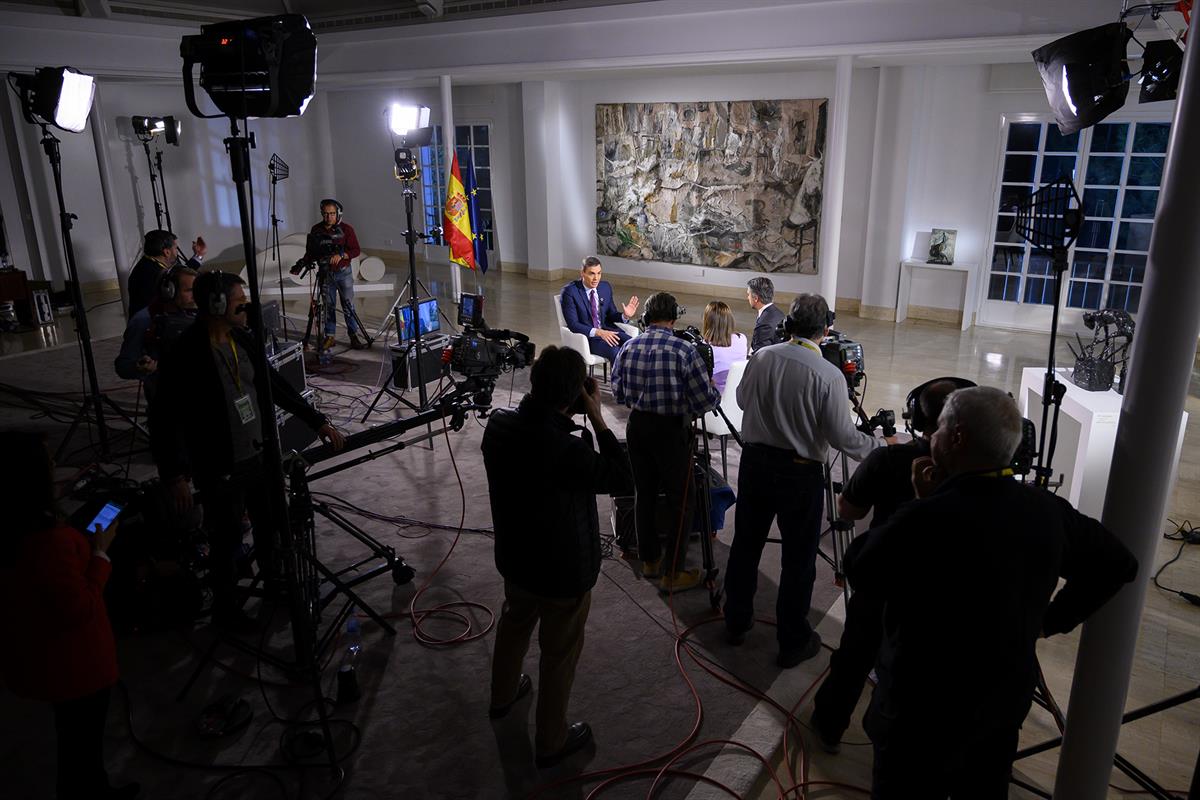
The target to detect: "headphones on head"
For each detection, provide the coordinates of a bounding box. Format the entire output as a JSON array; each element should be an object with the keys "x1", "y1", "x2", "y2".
[
  {"x1": 641, "y1": 292, "x2": 684, "y2": 325},
  {"x1": 158, "y1": 265, "x2": 179, "y2": 304},
  {"x1": 320, "y1": 198, "x2": 343, "y2": 223},
  {"x1": 782, "y1": 296, "x2": 835, "y2": 338},
  {"x1": 904, "y1": 376, "x2": 977, "y2": 435},
  {"x1": 196, "y1": 271, "x2": 236, "y2": 317}
]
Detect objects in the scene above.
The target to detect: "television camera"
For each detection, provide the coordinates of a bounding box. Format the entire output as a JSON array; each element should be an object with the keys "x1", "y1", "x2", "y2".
[
  {"x1": 289, "y1": 230, "x2": 342, "y2": 279},
  {"x1": 443, "y1": 295, "x2": 535, "y2": 408},
  {"x1": 673, "y1": 325, "x2": 715, "y2": 377}
]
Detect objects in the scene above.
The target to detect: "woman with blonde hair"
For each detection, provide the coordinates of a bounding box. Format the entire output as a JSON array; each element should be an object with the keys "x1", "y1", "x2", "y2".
[{"x1": 701, "y1": 301, "x2": 748, "y2": 393}]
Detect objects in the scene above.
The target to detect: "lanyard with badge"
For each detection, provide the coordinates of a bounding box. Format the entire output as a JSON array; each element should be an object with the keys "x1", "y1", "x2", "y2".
[
  {"x1": 215, "y1": 338, "x2": 256, "y2": 426},
  {"x1": 793, "y1": 338, "x2": 821, "y2": 354}
]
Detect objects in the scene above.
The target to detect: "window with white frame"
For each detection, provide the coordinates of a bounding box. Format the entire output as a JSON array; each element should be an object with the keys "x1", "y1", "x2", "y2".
[
  {"x1": 988, "y1": 120, "x2": 1170, "y2": 315},
  {"x1": 419, "y1": 124, "x2": 495, "y2": 251}
]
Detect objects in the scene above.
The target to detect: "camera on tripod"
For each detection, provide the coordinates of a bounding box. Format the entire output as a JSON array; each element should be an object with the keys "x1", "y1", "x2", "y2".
[
  {"x1": 858, "y1": 408, "x2": 896, "y2": 437},
  {"x1": 290, "y1": 230, "x2": 341, "y2": 278},
  {"x1": 820, "y1": 331, "x2": 866, "y2": 390},
  {"x1": 673, "y1": 325, "x2": 715, "y2": 377},
  {"x1": 443, "y1": 293, "x2": 535, "y2": 408}
]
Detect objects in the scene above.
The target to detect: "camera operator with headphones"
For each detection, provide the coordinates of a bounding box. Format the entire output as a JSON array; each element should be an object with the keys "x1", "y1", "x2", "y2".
[
  {"x1": 808, "y1": 377, "x2": 968, "y2": 752},
  {"x1": 113, "y1": 265, "x2": 198, "y2": 407},
  {"x1": 611, "y1": 292, "x2": 721, "y2": 594},
  {"x1": 723, "y1": 293, "x2": 892, "y2": 668},
  {"x1": 306, "y1": 199, "x2": 366, "y2": 350},
  {"x1": 150, "y1": 271, "x2": 345, "y2": 632}
]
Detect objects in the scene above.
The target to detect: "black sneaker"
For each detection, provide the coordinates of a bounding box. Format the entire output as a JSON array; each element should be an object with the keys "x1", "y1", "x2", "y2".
[
  {"x1": 535, "y1": 721, "x2": 593, "y2": 768},
  {"x1": 725, "y1": 621, "x2": 753, "y2": 646},
  {"x1": 809, "y1": 710, "x2": 842, "y2": 755},
  {"x1": 777, "y1": 631, "x2": 823, "y2": 669}
]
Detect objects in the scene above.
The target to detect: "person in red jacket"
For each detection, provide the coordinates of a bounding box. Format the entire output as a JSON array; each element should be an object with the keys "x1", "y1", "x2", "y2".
[{"x1": 0, "y1": 431, "x2": 139, "y2": 799}]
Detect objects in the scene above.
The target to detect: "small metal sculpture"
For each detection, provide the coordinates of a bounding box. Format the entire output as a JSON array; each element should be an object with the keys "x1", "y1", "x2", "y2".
[{"x1": 1069, "y1": 308, "x2": 1135, "y2": 393}]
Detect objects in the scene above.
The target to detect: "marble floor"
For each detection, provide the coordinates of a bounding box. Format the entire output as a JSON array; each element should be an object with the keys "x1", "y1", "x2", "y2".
[{"x1": 1, "y1": 261, "x2": 1197, "y2": 798}]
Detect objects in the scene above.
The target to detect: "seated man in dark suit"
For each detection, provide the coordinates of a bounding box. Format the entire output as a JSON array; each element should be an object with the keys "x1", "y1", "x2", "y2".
[
  {"x1": 747, "y1": 276, "x2": 785, "y2": 353},
  {"x1": 560, "y1": 256, "x2": 639, "y2": 362}
]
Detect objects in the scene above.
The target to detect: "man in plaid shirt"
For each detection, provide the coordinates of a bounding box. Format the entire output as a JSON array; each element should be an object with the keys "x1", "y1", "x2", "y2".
[{"x1": 612, "y1": 293, "x2": 720, "y2": 593}]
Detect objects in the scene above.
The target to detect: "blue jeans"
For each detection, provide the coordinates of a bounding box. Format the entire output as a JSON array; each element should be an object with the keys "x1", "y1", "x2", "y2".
[{"x1": 323, "y1": 267, "x2": 359, "y2": 335}]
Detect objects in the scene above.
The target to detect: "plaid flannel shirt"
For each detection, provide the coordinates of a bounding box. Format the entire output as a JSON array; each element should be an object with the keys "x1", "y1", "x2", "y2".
[{"x1": 612, "y1": 327, "x2": 721, "y2": 417}]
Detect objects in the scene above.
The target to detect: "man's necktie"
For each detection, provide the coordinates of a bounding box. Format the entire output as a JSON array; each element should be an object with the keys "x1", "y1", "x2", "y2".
[{"x1": 590, "y1": 290, "x2": 600, "y2": 329}]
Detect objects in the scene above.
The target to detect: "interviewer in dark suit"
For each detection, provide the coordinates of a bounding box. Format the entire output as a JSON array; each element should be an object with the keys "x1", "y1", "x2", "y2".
[
  {"x1": 560, "y1": 256, "x2": 639, "y2": 362},
  {"x1": 747, "y1": 276, "x2": 785, "y2": 352}
]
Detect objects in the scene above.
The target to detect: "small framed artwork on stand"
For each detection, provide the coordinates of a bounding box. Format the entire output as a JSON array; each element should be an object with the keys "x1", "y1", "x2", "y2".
[{"x1": 928, "y1": 228, "x2": 957, "y2": 265}]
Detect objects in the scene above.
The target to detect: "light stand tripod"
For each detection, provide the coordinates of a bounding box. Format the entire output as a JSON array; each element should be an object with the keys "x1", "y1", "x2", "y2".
[
  {"x1": 1014, "y1": 176, "x2": 1082, "y2": 490},
  {"x1": 34, "y1": 125, "x2": 146, "y2": 461},
  {"x1": 154, "y1": 148, "x2": 174, "y2": 233},
  {"x1": 138, "y1": 136, "x2": 167, "y2": 231},
  {"x1": 267, "y1": 153, "x2": 290, "y2": 338}
]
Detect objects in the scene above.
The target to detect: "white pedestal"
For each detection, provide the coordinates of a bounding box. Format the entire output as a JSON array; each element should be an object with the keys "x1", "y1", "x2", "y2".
[
  {"x1": 1018, "y1": 367, "x2": 1188, "y2": 518},
  {"x1": 896, "y1": 258, "x2": 978, "y2": 331}
]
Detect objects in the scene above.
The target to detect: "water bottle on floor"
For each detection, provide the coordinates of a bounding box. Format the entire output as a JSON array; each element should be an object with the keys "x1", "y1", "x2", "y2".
[{"x1": 336, "y1": 611, "x2": 362, "y2": 704}]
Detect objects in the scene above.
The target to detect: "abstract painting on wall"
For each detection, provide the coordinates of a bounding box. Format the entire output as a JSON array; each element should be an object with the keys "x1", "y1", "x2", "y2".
[{"x1": 595, "y1": 98, "x2": 828, "y2": 273}]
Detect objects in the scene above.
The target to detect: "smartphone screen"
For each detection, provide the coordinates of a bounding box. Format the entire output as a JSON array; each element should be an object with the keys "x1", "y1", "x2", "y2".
[{"x1": 87, "y1": 501, "x2": 123, "y2": 534}]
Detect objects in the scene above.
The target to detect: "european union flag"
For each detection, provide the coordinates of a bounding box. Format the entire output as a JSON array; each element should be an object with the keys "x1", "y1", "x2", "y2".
[{"x1": 463, "y1": 155, "x2": 489, "y2": 274}]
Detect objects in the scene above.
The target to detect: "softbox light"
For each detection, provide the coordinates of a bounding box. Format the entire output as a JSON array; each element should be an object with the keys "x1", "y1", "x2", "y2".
[
  {"x1": 1139, "y1": 38, "x2": 1184, "y2": 103},
  {"x1": 180, "y1": 14, "x2": 317, "y2": 119},
  {"x1": 12, "y1": 67, "x2": 95, "y2": 133},
  {"x1": 1033, "y1": 22, "x2": 1133, "y2": 135}
]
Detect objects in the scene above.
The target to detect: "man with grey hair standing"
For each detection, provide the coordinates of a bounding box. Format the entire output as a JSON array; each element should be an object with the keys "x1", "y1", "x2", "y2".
[
  {"x1": 747, "y1": 276, "x2": 785, "y2": 352},
  {"x1": 846, "y1": 386, "x2": 1137, "y2": 798},
  {"x1": 724, "y1": 293, "x2": 888, "y2": 668}
]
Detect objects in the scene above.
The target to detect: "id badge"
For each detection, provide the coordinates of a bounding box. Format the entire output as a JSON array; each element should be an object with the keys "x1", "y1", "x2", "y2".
[{"x1": 234, "y1": 393, "x2": 256, "y2": 425}]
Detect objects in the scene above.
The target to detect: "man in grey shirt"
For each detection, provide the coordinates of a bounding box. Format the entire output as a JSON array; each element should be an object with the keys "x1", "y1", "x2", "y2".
[{"x1": 723, "y1": 293, "x2": 890, "y2": 667}]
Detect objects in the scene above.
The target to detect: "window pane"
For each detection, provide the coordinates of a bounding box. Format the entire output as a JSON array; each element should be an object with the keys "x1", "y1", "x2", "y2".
[
  {"x1": 1132, "y1": 123, "x2": 1170, "y2": 153},
  {"x1": 1116, "y1": 221, "x2": 1153, "y2": 251},
  {"x1": 455, "y1": 125, "x2": 471, "y2": 144},
  {"x1": 1121, "y1": 189, "x2": 1158, "y2": 220},
  {"x1": 1007, "y1": 123, "x2": 1042, "y2": 152},
  {"x1": 456, "y1": 146, "x2": 470, "y2": 165},
  {"x1": 1067, "y1": 280, "x2": 1103, "y2": 309},
  {"x1": 988, "y1": 273, "x2": 1021, "y2": 301},
  {"x1": 475, "y1": 168, "x2": 491, "y2": 188},
  {"x1": 1127, "y1": 156, "x2": 1164, "y2": 186},
  {"x1": 1028, "y1": 252, "x2": 1054, "y2": 276},
  {"x1": 1024, "y1": 277, "x2": 1057, "y2": 305},
  {"x1": 1003, "y1": 154, "x2": 1037, "y2": 183},
  {"x1": 1040, "y1": 155, "x2": 1077, "y2": 183},
  {"x1": 1085, "y1": 156, "x2": 1124, "y2": 186},
  {"x1": 1091, "y1": 123, "x2": 1129, "y2": 153},
  {"x1": 1077, "y1": 220, "x2": 1113, "y2": 249},
  {"x1": 1045, "y1": 128, "x2": 1080, "y2": 153},
  {"x1": 477, "y1": 189, "x2": 492, "y2": 209},
  {"x1": 991, "y1": 245, "x2": 1024, "y2": 273},
  {"x1": 1107, "y1": 283, "x2": 1142, "y2": 314},
  {"x1": 1071, "y1": 250, "x2": 1107, "y2": 280},
  {"x1": 995, "y1": 214, "x2": 1021, "y2": 244},
  {"x1": 472, "y1": 125, "x2": 489, "y2": 145},
  {"x1": 473, "y1": 147, "x2": 490, "y2": 168},
  {"x1": 1111, "y1": 252, "x2": 1147, "y2": 283},
  {"x1": 1082, "y1": 188, "x2": 1118, "y2": 218}
]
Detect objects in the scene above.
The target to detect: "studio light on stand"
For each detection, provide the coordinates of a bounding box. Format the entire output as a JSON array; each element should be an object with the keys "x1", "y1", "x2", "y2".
[
  {"x1": 132, "y1": 114, "x2": 182, "y2": 232},
  {"x1": 363, "y1": 104, "x2": 445, "y2": 420},
  {"x1": 7, "y1": 66, "x2": 145, "y2": 460},
  {"x1": 179, "y1": 14, "x2": 343, "y2": 784}
]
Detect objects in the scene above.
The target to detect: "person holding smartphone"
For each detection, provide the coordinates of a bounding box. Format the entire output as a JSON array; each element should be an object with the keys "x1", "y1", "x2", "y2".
[{"x1": 0, "y1": 430, "x2": 139, "y2": 799}]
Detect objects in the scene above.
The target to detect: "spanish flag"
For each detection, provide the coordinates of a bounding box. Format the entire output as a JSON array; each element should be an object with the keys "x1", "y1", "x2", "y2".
[{"x1": 444, "y1": 152, "x2": 475, "y2": 270}]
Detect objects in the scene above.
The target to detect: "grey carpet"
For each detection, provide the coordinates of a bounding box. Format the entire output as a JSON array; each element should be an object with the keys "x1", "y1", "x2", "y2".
[{"x1": 0, "y1": 337, "x2": 845, "y2": 799}]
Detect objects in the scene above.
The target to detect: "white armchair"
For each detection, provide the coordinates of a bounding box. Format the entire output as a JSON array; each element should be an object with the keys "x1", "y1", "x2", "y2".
[
  {"x1": 553, "y1": 293, "x2": 610, "y2": 381},
  {"x1": 703, "y1": 359, "x2": 747, "y2": 478}
]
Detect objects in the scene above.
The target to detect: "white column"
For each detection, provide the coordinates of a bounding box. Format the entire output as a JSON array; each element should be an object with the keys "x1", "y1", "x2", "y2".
[
  {"x1": 819, "y1": 55, "x2": 852, "y2": 307},
  {"x1": 88, "y1": 85, "x2": 131, "y2": 314},
  {"x1": 440, "y1": 74, "x2": 461, "y2": 301},
  {"x1": 1053, "y1": 13, "x2": 1200, "y2": 799}
]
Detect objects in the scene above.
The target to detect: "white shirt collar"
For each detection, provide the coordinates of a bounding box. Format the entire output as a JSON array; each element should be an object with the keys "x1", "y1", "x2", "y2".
[{"x1": 756, "y1": 304, "x2": 771, "y2": 319}]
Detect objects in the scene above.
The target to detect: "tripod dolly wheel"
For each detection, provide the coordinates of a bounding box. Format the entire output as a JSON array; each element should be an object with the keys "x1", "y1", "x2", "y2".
[{"x1": 392, "y1": 558, "x2": 416, "y2": 585}]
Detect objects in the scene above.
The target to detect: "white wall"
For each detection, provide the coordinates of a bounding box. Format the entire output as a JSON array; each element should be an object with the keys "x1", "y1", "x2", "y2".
[
  {"x1": 323, "y1": 82, "x2": 527, "y2": 266},
  {"x1": 544, "y1": 68, "x2": 884, "y2": 298}
]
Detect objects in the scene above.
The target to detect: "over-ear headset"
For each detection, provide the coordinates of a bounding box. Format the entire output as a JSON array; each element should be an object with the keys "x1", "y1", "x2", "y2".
[
  {"x1": 195, "y1": 271, "x2": 236, "y2": 317},
  {"x1": 782, "y1": 296, "x2": 834, "y2": 338},
  {"x1": 320, "y1": 198, "x2": 343, "y2": 223},
  {"x1": 641, "y1": 292, "x2": 684, "y2": 325},
  {"x1": 904, "y1": 376, "x2": 977, "y2": 435},
  {"x1": 158, "y1": 265, "x2": 179, "y2": 304}
]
